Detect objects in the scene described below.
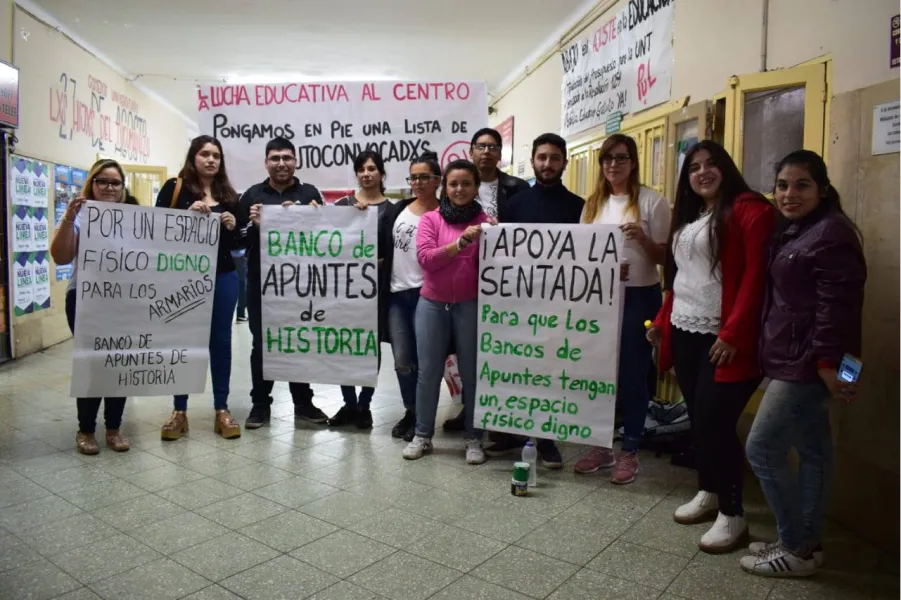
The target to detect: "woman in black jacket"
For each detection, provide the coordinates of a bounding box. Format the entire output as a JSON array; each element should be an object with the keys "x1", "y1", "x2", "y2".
[{"x1": 155, "y1": 135, "x2": 244, "y2": 441}]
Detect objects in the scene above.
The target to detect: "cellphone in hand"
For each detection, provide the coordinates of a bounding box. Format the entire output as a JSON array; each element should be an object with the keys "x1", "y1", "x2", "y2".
[{"x1": 838, "y1": 354, "x2": 862, "y2": 383}]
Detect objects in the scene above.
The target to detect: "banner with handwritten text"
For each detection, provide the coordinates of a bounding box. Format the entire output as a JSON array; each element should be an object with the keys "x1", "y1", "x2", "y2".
[
  {"x1": 475, "y1": 224, "x2": 623, "y2": 447},
  {"x1": 197, "y1": 81, "x2": 487, "y2": 190},
  {"x1": 560, "y1": 0, "x2": 675, "y2": 137},
  {"x1": 70, "y1": 202, "x2": 220, "y2": 397},
  {"x1": 261, "y1": 205, "x2": 378, "y2": 386}
]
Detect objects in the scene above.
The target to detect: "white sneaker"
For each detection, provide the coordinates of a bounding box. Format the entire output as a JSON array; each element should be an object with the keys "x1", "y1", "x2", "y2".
[
  {"x1": 740, "y1": 542, "x2": 817, "y2": 577},
  {"x1": 673, "y1": 491, "x2": 717, "y2": 524},
  {"x1": 748, "y1": 541, "x2": 825, "y2": 568},
  {"x1": 465, "y1": 439, "x2": 486, "y2": 465},
  {"x1": 699, "y1": 512, "x2": 749, "y2": 554},
  {"x1": 402, "y1": 436, "x2": 432, "y2": 460}
]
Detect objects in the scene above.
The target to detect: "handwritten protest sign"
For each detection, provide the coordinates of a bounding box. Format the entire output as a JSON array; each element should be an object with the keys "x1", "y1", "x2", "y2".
[
  {"x1": 261, "y1": 205, "x2": 378, "y2": 386},
  {"x1": 560, "y1": 0, "x2": 674, "y2": 137},
  {"x1": 70, "y1": 202, "x2": 219, "y2": 397},
  {"x1": 475, "y1": 224, "x2": 623, "y2": 447},
  {"x1": 196, "y1": 81, "x2": 487, "y2": 190}
]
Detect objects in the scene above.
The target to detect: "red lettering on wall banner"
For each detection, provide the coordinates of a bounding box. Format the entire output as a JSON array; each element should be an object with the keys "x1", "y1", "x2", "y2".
[
  {"x1": 636, "y1": 61, "x2": 657, "y2": 104},
  {"x1": 197, "y1": 84, "x2": 358, "y2": 110},
  {"x1": 592, "y1": 17, "x2": 618, "y2": 52},
  {"x1": 392, "y1": 82, "x2": 471, "y2": 101}
]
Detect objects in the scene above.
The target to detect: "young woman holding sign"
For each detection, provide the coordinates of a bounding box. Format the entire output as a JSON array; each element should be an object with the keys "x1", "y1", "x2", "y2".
[
  {"x1": 155, "y1": 135, "x2": 244, "y2": 441},
  {"x1": 328, "y1": 151, "x2": 390, "y2": 430},
  {"x1": 403, "y1": 159, "x2": 490, "y2": 465},
  {"x1": 575, "y1": 134, "x2": 671, "y2": 485},
  {"x1": 647, "y1": 141, "x2": 775, "y2": 553},
  {"x1": 50, "y1": 159, "x2": 138, "y2": 455}
]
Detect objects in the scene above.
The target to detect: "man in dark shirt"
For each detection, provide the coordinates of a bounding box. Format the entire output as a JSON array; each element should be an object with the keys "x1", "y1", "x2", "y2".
[
  {"x1": 239, "y1": 137, "x2": 328, "y2": 428},
  {"x1": 487, "y1": 133, "x2": 585, "y2": 469}
]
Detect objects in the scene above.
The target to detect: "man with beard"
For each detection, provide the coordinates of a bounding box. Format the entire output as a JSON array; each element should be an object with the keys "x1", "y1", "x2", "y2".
[
  {"x1": 239, "y1": 137, "x2": 329, "y2": 429},
  {"x1": 486, "y1": 132, "x2": 584, "y2": 469}
]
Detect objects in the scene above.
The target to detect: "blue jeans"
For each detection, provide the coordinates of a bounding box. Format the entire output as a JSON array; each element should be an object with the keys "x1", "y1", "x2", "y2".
[
  {"x1": 174, "y1": 271, "x2": 239, "y2": 411},
  {"x1": 388, "y1": 288, "x2": 421, "y2": 412},
  {"x1": 618, "y1": 284, "x2": 662, "y2": 451},
  {"x1": 233, "y1": 254, "x2": 247, "y2": 319},
  {"x1": 746, "y1": 380, "x2": 833, "y2": 552},
  {"x1": 414, "y1": 298, "x2": 480, "y2": 439}
]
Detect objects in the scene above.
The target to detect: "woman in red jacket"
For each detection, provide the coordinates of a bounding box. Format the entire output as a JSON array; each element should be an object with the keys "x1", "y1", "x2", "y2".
[{"x1": 648, "y1": 141, "x2": 775, "y2": 554}]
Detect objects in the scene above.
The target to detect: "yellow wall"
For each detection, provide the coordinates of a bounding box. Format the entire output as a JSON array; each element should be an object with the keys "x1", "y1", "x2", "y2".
[
  {"x1": 6, "y1": 7, "x2": 193, "y2": 358},
  {"x1": 0, "y1": 0, "x2": 11, "y2": 63}
]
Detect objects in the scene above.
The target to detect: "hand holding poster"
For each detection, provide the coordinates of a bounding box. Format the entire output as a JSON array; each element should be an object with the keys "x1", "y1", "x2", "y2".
[
  {"x1": 560, "y1": 0, "x2": 675, "y2": 137},
  {"x1": 475, "y1": 224, "x2": 623, "y2": 447},
  {"x1": 261, "y1": 205, "x2": 378, "y2": 386},
  {"x1": 71, "y1": 202, "x2": 219, "y2": 397},
  {"x1": 197, "y1": 81, "x2": 486, "y2": 190}
]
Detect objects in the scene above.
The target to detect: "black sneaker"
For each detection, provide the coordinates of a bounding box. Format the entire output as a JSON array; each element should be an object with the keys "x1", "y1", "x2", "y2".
[
  {"x1": 392, "y1": 411, "x2": 416, "y2": 439},
  {"x1": 403, "y1": 425, "x2": 416, "y2": 443},
  {"x1": 328, "y1": 405, "x2": 357, "y2": 427},
  {"x1": 442, "y1": 410, "x2": 466, "y2": 432},
  {"x1": 537, "y1": 440, "x2": 563, "y2": 470},
  {"x1": 295, "y1": 403, "x2": 328, "y2": 425},
  {"x1": 245, "y1": 405, "x2": 270, "y2": 429},
  {"x1": 484, "y1": 435, "x2": 526, "y2": 457},
  {"x1": 355, "y1": 408, "x2": 373, "y2": 430}
]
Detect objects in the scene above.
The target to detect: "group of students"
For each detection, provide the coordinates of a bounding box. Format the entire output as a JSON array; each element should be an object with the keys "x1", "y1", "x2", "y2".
[{"x1": 51, "y1": 125, "x2": 865, "y2": 580}]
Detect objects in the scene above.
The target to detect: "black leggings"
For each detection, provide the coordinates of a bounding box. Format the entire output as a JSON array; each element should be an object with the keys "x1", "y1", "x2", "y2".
[
  {"x1": 66, "y1": 292, "x2": 126, "y2": 434},
  {"x1": 671, "y1": 328, "x2": 759, "y2": 516}
]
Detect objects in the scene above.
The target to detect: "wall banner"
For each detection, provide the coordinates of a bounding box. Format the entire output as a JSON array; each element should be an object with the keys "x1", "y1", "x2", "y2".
[
  {"x1": 70, "y1": 202, "x2": 219, "y2": 397},
  {"x1": 197, "y1": 81, "x2": 487, "y2": 190},
  {"x1": 560, "y1": 0, "x2": 675, "y2": 137},
  {"x1": 260, "y1": 205, "x2": 379, "y2": 387},
  {"x1": 8, "y1": 155, "x2": 51, "y2": 314},
  {"x1": 475, "y1": 224, "x2": 623, "y2": 447}
]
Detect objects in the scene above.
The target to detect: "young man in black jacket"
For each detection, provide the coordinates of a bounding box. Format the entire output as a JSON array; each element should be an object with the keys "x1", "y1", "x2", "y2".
[{"x1": 239, "y1": 137, "x2": 329, "y2": 429}]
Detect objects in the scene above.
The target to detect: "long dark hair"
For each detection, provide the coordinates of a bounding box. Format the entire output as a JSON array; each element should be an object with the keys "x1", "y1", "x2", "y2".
[
  {"x1": 411, "y1": 151, "x2": 441, "y2": 177},
  {"x1": 179, "y1": 135, "x2": 238, "y2": 205},
  {"x1": 772, "y1": 150, "x2": 861, "y2": 241},
  {"x1": 354, "y1": 150, "x2": 387, "y2": 193},
  {"x1": 665, "y1": 140, "x2": 765, "y2": 290}
]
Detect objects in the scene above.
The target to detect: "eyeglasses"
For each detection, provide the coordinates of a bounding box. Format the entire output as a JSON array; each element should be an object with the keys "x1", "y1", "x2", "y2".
[
  {"x1": 268, "y1": 155, "x2": 296, "y2": 164},
  {"x1": 473, "y1": 143, "x2": 501, "y2": 153},
  {"x1": 406, "y1": 175, "x2": 438, "y2": 184},
  {"x1": 601, "y1": 154, "x2": 631, "y2": 165},
  {"x1": 94, "y1": 178, "x2": 124, "y2": 190}
]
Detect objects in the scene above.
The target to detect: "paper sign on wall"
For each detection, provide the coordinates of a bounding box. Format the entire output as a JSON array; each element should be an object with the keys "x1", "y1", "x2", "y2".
[
  {"x1": 560, "y1": 1, "x2": 675, "y2": 137},
  {"x1": 474, "y1": 224, "x2": 623, "y2": 447},
  {"x1": 260, "y1": 205, "x2": 379, "y2": 386},
  {"x1": 70, "y1": 202, "x2": 220, "y2": 397},
  {"x1": 197, "y1": 81, "x2": 487, "y2": 190},
  {"x1": 872, "y1": 101, "x2": 900, "y2": 155}
]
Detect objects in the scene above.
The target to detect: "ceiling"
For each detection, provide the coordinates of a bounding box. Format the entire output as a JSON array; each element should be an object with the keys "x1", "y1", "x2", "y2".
[{"x1": 26, "y1": 0, "x2": 593, "y2": 124}]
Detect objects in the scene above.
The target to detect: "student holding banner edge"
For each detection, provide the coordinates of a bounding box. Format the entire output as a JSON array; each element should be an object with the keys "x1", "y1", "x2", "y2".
[
  {"x1": 328, "y1": 150, "x2": 391, "y2": 430},
  {"x1": 574, "y1": 133, "x2": 671, "y2": 484},
  {"x1": 50, "y1": 158, "x2": 137, "y2": 455},
  {"x1": 156, "y1": 135, "x2": 244, "y2": 441},
  {"x1": 240, "y1": 137, "x2": 330, "y2": 429}
]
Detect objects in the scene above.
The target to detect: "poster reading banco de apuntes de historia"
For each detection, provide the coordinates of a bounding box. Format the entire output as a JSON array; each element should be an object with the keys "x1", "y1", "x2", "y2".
[
  {"x1": 475, "y1": 224, "x2": 624, "y2": 448},
  {"x1": 261, "y1": 206, "x2": 379, "y2": 387},
  {"x1": 71, "y1": 203, "x2": 220, "y2": 398}
]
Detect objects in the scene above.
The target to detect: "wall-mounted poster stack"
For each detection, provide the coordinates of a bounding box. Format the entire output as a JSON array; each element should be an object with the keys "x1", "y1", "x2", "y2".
[
  {"x1": 9, "y1": 155, "x2": 51, "y2": 315},
  {"x1": 53, "y1": 164, "x2": 87, "y2": 281}
]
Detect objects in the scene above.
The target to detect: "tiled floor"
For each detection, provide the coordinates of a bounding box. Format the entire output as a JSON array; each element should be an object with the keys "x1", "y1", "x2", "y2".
[{"x1": 0, "y1": 329, "x2": 897, "y2": 600}]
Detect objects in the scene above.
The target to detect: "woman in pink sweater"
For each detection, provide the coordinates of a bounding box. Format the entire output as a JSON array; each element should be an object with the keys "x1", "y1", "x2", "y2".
[{"x1": 402, "y1": 160, "x2": 490, "y2": 465}]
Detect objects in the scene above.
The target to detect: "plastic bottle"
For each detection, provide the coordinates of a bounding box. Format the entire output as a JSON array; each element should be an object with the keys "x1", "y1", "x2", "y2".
[{"x1": 522, "y1": 440, "x2": 538, "y2": 488}]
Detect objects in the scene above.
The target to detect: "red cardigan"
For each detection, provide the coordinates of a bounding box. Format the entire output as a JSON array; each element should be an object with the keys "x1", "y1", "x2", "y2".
[{"x1": 654, "y1": 194, "x2": 776, "y2": 383}]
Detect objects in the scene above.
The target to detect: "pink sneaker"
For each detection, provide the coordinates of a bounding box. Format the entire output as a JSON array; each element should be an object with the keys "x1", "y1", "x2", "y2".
[
  {"x1": 611, "y1": 451, "x2": 639, "y2": 484},
  {"x1": 574, "y1": 447, "x2": 616, "y2": 474}
]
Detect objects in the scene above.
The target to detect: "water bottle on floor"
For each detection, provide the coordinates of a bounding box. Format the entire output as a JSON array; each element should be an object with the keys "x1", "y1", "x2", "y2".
[{"x1": 522, "y1": 440, "x2": 538, "y2": 488}]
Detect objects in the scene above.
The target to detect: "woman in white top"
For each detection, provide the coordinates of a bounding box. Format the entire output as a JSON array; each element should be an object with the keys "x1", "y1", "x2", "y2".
[{"x1": 574, "y1": 134, "x2": 671, "y2": 485}]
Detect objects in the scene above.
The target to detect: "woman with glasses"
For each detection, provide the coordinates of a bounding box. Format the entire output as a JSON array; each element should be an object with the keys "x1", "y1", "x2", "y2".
[
  {"x1": 50, "y1": 159, "x2": 138, "y2": 455},
  {"x1": 575, "y1": 134, "x2": 671, "y2": 485},
  {"x1": 328, "y1": 151, "x2": 391, "y2": 429},
  {"x1": 380, "y1": 152, "x2": 442, "y2": 441},
  {"x1": 156, "y1": 135, "x2": 243, "y2": 441}
]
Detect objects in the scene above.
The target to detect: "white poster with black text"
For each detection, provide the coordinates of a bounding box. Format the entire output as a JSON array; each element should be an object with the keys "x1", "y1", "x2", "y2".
[
  {"x1": 70, "y1": 202, "x2": 220, "y2": 397},
  {"x1": 475, "y1": 224, "x2": 623, "y2": 447},
  {"x1": 197, "y1": 81, "x2": 487, "y2": 190},
  {"x1": 260, "y1": 205, "x2": 379, "y2": 387},
  {"x1": 560, "y1": 0, "x2": 675, "y2": 137}
]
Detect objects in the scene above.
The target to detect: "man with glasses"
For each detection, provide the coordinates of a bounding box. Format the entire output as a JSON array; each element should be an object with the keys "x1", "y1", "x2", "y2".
[{"x1": 238, "y1": 137, "x2": 329, "y2": 429}]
